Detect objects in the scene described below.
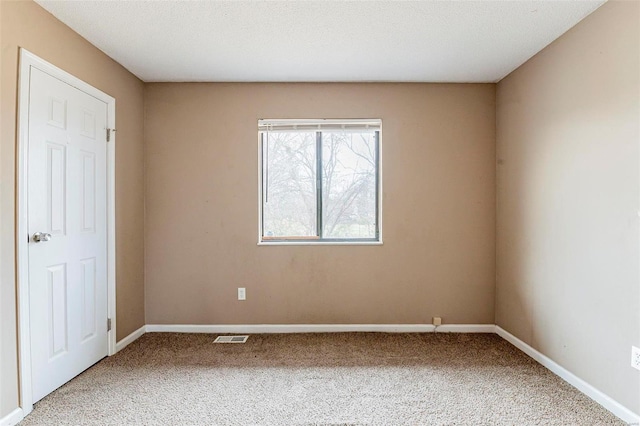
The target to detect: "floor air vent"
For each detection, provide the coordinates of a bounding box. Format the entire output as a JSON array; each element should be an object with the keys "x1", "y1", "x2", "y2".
[{"x1": 214, "y1": 335, "x2": 249, "y2": 343}]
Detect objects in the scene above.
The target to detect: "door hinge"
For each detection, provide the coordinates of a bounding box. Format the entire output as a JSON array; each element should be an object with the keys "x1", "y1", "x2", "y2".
[
  {"x1": 107, "y1": 318, "x2": 112, "y2": 332},
  {"x1": 106, "y1": 128, "x2": 116, "y2": 142}
]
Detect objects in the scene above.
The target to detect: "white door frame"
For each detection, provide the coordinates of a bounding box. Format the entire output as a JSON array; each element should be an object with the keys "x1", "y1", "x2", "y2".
[{"x1": 16, "y1": 48, "x2": 117, "y2": 416}]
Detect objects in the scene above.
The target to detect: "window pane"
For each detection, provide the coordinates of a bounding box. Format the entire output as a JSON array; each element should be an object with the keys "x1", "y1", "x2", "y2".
[
  {"x1": 322, "y1": 131, "x2": 377, "y2": 239},
  {"x1": 262, "y1": 132, "x2": 317, "y2": 238}
]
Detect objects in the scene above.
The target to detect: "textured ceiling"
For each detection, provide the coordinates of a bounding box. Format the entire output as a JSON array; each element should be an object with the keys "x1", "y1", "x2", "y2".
[{"x1": 35, "y1": 0, "x2": 605, "y2": 83}]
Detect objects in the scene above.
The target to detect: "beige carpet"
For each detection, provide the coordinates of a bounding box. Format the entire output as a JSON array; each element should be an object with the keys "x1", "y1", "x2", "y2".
[{"x1": 22, "y1": 333, "x2": 622, "y2": 425}]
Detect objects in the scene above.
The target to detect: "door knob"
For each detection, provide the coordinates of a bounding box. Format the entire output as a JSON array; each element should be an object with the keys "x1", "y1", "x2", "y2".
[{"x1": 32, "y1": 232, "x2": 52, "y2": 243}]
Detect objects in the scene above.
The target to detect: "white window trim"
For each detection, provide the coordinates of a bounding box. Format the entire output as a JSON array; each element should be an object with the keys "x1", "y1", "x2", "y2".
[{"x1": 257, "y1": 118, "x2": 383, "y2": 246}]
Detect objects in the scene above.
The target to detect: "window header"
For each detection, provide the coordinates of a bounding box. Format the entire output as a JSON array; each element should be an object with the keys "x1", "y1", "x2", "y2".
[{"x1": 258, "y1": 119, "x2": 381, "y2": 133}]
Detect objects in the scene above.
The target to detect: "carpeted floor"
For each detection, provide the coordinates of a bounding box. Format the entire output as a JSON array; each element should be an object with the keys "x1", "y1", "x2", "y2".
[{"x1": 21, "y1": 332, "x2": 623, "y2": 425}]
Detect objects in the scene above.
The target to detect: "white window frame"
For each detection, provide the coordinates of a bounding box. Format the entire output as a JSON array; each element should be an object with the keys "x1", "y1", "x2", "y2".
[{"x1": 257, "y1": 119, "x2": 383, "y2": 246}]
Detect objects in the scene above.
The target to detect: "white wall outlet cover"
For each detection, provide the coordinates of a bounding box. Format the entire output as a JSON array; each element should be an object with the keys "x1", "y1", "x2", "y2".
[
  {"x1": 237, "y1": 287, "x2": 246, "y2": 301},
  {"x1": 632, "y1": 346, "x2": 640, "y2": 371}
]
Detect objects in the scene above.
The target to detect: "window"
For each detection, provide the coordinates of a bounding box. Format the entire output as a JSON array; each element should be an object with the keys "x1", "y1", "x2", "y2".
[{"x1": 259, "y1": 119, "x2": 382, "y2": 244}]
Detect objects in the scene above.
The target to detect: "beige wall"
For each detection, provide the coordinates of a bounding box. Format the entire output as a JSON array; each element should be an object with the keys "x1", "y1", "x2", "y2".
[
  {"x1": 0, "y1": 0, "x2": 146, "y2": 417},
  {"x1": 144, "y1": 83, "x2": 496, "y2": 326},
  {"x1": 496, "y1": 0, "x2": 640, "y2": 415}
]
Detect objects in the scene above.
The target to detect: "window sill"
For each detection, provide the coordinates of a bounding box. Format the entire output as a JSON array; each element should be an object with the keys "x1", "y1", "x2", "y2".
[{"x1": 257, "y1": 240, "x2": 383, "y2": 246}]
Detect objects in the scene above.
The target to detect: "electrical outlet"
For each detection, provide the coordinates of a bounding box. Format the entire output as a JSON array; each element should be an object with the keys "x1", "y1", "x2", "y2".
[
  {"x1": 632, "y1": 346, "x2": 640, "y2": 371},
  {"x1": 238, "y1": 287, "x2": 246, "y2": 301},
  {"x1": 432, "y1": 317, "x2": 442, "y2": 326}
]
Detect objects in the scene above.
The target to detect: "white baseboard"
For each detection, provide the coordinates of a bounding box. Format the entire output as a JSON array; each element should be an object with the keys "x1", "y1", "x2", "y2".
[
  {"x1": 0, "y1": 408, "x2": 23, "y2": 426},
  {"x1": 495, "y1": 326, "x2": 640, "y2": 424},
  {"x1": 145, "y1": 323, "x2": 497, "y2": 334},
  {"x1": 145, "y1": 323, "x2": 440, "y2": 333},
  {"x1": 115, "y1": 325, "x2": 146, "y2": 353},
  {"x1": 435, "y1": 324, "x2": 496, "y2": 333}
]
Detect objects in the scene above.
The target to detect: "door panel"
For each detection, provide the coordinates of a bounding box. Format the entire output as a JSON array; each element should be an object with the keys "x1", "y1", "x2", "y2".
[
  {"x1": 46, "y1": 142, "x2": 66, "y2": 235},
  {"x1": 28, "y1": 67, "x2": 108, "y2": 403},
  {"x1": 47, "y1": 263, "x2": 68, "y2": 358},
  {"x1": 81, "y1": 152, "x2": 96, "y2": 233},
  {"x1": 80, "y1": 257, "x2": 97, "y2": 341}
]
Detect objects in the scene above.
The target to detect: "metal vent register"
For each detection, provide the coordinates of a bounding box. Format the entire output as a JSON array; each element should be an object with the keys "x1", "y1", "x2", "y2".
[{"x1": 214, "y1": 335, "x2": 249, "y2": 343}]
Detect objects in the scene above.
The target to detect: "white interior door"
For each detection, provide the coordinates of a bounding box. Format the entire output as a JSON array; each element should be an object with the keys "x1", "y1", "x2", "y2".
[{"x1": 27, "y1": 67, "x2": 108, "y2": 403}]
